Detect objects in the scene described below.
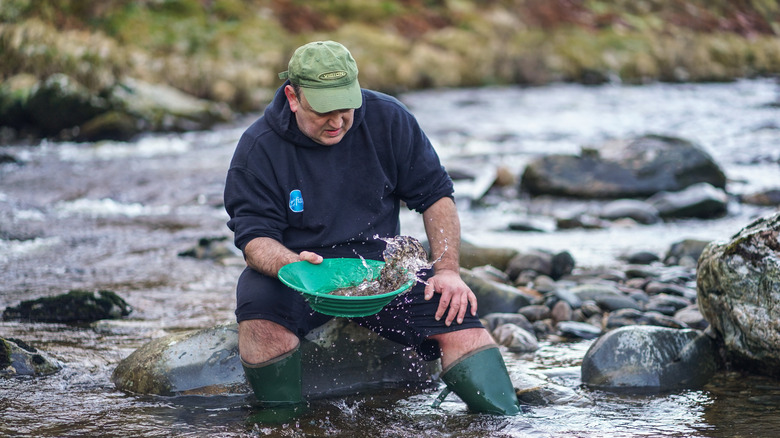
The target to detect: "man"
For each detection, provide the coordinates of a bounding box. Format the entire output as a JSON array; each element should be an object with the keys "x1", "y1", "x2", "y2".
[{"x1": 224, "y1": 40, "x2": 520, "y2": 416}]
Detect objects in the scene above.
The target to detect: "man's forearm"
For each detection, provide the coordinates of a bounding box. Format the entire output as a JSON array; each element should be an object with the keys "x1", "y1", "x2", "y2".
[
  {"x1": 243, "y1": 237, "x2": 301, "y2": 277},
  {"x1": 422, "y1": 197, "x2": 462, "y2": 273}
]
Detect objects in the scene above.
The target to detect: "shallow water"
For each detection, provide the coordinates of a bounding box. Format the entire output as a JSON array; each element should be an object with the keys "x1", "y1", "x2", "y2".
[{"x1": 1, "y1": 79, "x2": 779, "y2": 437}]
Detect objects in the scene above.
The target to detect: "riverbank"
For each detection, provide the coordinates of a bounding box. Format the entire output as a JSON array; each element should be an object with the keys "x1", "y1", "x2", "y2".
[{"x1": 2, "y1": 0, "x2": 780, "y2": 142}]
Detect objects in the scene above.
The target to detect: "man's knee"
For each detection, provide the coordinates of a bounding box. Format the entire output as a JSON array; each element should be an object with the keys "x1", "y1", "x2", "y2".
[{"x1": 238, "y1": 319, "x2": 300, "y2": 364}]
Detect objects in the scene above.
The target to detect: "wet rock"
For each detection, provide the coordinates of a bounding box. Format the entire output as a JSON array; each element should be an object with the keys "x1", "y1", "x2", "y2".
[
  {"x1": 518, "y1": 304, "x2": 551, "y2": 322},
  {"x1": 520, "y1": 135, "x2": 726, "y2": 198},
  {"x1": 513, "y1": 366, "x2": 591, "y2": 407},
  {"x1": 598, "y1": 199, "x2": 660, "y2": 224},
  {"x1": 1, "y1": 337, "x2": 63, "y2": 377},
  {"x1": 739, "y1": 188, "x2": 780, "y2": 206},
  {"x1": 112, "y1": 320, "x2": 439, "y2": 397},
  {"x1": 595, "y1": 295, "x2": 642, "y2": 312},
  {"x1": 469, "y1": 265, "x2": 511, "y2": 283},
  {"x1": 551, "y1": 300, "x2": 573, "y2": 323},
  {"x1": 674, "y1": 305, "x2": 708, "y2": 330},
  {"x1": 459, "y1": 242, "x2": 518, "y2": 271},
  {"x1": 494, "y1": 323, "x2": 540, "y2": 352},
  {"x1": 178, "y1": 236, "x2": 241, "y2": 263},
  {"x1": 621, "y1": 250, "x2": 661, "y2": 265},
  {"x1": 461, "y1": 269, "x2": 536, "y2": 314},
  {"x1": 697, "y1": 211, "x2": 780, "y2": 377},
  {"x1": 644, "y1": 281, "x2": 697, "y2": 300},
  {"x1": 569, "y1": 283, "x2": 623, "y2": 302},
  {"x1": 506, "y1": 249, "x2": 575, "y2": 281},
  {"x1": 663, "y1": 239, "x2": 711, "y2": 267},
  {"x1": 646, "y1": 294, "x2": 691, "y2": 315},
  {"x1": 581, "y1": 326, "x2": 718, "y2": 390},
  {"x1": 647, "y1": 182, "x2": 729, "y2": 219},
  {"x1": 507, "y1": 215, "x2": 558, "y2": 232},
  {"x1": 482, "y1": 312, "x2": 535, "y2": 334},
  {"x1": 3, "y1": 290, "x2": 132, "y2": 323},
  {"x1": 556, "y1": 321, "x2": 602, "y2": 340}
]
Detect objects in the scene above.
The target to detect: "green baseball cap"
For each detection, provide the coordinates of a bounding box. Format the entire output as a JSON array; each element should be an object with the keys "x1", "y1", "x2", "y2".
[{"x1": 279, "y1": 41, "x2": 362, "y2": 113}]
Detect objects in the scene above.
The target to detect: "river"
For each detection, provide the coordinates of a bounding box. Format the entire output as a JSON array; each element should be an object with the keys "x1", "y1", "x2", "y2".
[{"x1": 1, "y1": 79, "x2": 779, "y2": 437}]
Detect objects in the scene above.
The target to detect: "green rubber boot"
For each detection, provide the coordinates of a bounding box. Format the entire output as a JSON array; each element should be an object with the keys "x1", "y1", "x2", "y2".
[
  {"x1": 432, "y1": 345, "x2": 521, "y2": 415},
  {"x1": 242, "y1": 345, "x2": 307, "y2": 424}
]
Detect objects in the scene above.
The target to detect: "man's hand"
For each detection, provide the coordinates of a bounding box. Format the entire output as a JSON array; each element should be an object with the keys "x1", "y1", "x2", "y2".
[
  {"x1": 298, "y1": 251, "x2": 323, "y2": 265},
  {"x1": 424, "y1": 269, "x2": 478, "y2": 326}
]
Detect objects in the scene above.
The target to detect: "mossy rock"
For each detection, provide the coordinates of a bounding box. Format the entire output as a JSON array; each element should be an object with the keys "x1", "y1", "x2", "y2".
[{"x1": 2, "y1": 290, "x2": 132, "y2": 323}]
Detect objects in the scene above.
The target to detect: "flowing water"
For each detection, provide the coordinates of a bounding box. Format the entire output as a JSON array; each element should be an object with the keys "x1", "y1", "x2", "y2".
[{"x1": 1, "y1": 79, "x2": 779, "y2": 437}]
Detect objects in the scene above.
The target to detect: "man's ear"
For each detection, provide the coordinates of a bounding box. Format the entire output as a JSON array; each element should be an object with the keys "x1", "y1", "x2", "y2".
[{"x1": 284, "y1": 85, "x2": 300, "y2": 113}]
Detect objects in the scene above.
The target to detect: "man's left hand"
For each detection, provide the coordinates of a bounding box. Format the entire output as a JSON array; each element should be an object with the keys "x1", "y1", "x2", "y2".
[{"x1": 424, "y1": 269, "x2": 478, "y2": 326}]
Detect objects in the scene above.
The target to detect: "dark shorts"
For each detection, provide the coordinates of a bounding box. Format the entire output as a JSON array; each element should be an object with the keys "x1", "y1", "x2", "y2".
[{"x1": 235, "y1": 266, "x2": 485, "y2": 361}]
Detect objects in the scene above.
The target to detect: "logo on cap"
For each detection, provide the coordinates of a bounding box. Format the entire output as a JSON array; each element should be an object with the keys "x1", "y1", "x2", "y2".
[{"x1": 318, "y1": 71, "x2": 348, "y2": 80}]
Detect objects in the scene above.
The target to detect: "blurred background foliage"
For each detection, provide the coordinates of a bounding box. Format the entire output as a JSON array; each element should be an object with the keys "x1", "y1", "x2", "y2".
[{"x1": 1, "y1": 0, "x2": 779, "y2": 111}]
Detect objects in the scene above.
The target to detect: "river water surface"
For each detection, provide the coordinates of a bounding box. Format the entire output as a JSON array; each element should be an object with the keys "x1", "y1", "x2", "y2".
[{"x1": 1, "y1": 79, "x2": 779, "y2": 437}]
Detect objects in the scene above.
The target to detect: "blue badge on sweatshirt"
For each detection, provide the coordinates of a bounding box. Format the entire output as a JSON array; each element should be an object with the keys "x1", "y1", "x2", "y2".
[{"x1": 289, "y1": 189, "x2": 304, "y2": 212}]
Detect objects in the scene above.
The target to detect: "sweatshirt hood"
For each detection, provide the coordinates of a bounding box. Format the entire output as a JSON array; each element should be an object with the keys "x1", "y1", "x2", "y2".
[{"x1": 263, "y1": 81, "x2": 366, "y2": 148}]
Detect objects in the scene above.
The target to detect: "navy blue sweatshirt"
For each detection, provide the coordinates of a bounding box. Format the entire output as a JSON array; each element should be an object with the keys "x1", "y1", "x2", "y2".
[{"x1": 224, "y1": 84, "x2": 453, "y2": 261}]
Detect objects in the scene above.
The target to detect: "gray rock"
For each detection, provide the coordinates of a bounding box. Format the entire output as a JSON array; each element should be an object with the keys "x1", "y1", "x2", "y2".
[
  {"x1": 459, "y1": 242, "x2": 518, "y2": 271},
  {"x1": 697, "y1": 211, "x2": 780, "y2": 376},
  {"x1": 598, "y1": 199, "x2": 660, "y2": 224},
  {"x1": 674, "y1": 305, "x2": 709, "y2": 330},
  {"x1": 646, "y1": 294, "x2": 692, "y2": 315},
  {"x1": 482, "y1": 312, "x2": 534, "y2": 334},
  {"x1": 494, "y1": 323, "x2": 540, "y2": 352},
  {"x1": 569, "y1": 283, "x2": 623, "y2": 302},
  {"x1": 664, "y1": 239, "x2": 711, "y2": 266},
  {"x1": 551, "y1": 300, "x2": 573, "y2": 323},
  {"x1": 518, "y1": 304, "x2": 551, "y2": 322},
  {"x1": 461, "y1": 269, "x2": 536, "y2": 314},
  {"x1": 1, "y1": 337, "x2": 63, "y2": 377},
  {"x1": 520, "y1": 134, "x2": 726, "y2": 198},
  {"x1": 581, "y1": 325, "x2": 718, "y2": 390},
  {"x1": 647, "y1": 182, "x2": 729, "y2": 218},
  {"x1": 595, "y1": 295, "x2": 642, "y2": 312},
  {"x1": 112, "y1": 320, "x2": 439, "y2": 397},
  {"x1": 557, "y1": 321, "x2": 602, "y2": 340},
  {"x1": 739, "y1": 188, "x2": 780, "y2": 206}
]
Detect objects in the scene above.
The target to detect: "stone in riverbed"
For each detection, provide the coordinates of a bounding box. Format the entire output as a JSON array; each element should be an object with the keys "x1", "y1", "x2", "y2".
[
  {"x1": 112, "y1": 320, "x2": 440, "y2": 397},
  {"x1": 2, "y1": 290, "x2": 132, "y2": 323},
  {"x1": 1, "y1": 337, "x2": 62, "y2": 377},
  {"x1": 520, "y1": 135, "x2": 726, "y2": 198},
  {"x1": 696, "y1": 211, "x2": 780, "y2": 377},
  {"x1": 581, "y1": 325, "x2": 718, "y2": 391},
  {"x1": 647, "y1": 182, "x2": 729, "y2": 219}
]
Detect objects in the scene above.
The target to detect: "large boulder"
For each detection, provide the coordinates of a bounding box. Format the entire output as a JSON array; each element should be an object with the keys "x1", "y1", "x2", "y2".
[
  {"x1": 581, "y1": 325, "x2": 718, "y2": 391},
  {"x1": 696, "y1": 212, "x2": 780, "y2": 376},
  {"x1": 112, "y1": 320, "x2": 440, "y2": 398},
  {"x1": 520, "y1": 135, "x2": 727, "y2": 198}
]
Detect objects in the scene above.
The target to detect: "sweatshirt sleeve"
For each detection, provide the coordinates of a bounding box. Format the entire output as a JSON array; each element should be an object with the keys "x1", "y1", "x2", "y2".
[
  {"x1": 224, "y1": 136, "x2": 287, "y2": 251},
  {"x1": 391, "y1": 107, "x2": 454, "y2": 213}
]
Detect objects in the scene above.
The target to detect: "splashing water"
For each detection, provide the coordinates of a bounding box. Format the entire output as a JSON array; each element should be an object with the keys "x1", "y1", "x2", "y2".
[{"x1": 329, "y1": 236, "x2": 432, "y2": 297}]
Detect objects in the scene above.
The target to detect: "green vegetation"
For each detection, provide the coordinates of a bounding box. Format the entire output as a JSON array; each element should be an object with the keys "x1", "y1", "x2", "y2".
[{"x1": 1, "y1": 1, "x2": 778, "y2": 118}]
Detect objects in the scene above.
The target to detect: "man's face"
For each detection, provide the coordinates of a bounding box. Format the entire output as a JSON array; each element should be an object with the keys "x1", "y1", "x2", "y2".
[{"x1": 285, "y1": 85, "x2": 355, "y2": 146}]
